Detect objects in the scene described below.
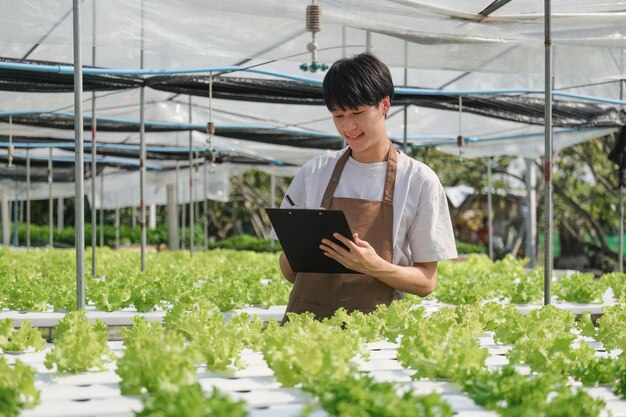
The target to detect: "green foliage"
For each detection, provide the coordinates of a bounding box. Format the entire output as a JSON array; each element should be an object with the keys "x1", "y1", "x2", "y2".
[
  {"x1": 209, "y1": 234, "x2": 280, "y2": 252},
  {"x1": 307, "y1": 375, "x2": 453, "y2": 417},
  {"x1": 602, "y1": 272, "x2": 626, "y2": 301},
  {"x1": 0, "y1": 358, "x2": 39, "y2": 417},
  {"x1": 571, "y1": 356, "x2": 619, "y2": 387},
  {"x1": 0, "y1": 319, "x2": 45, "y2": 352},
  {"x1": 44, "y1": 310, "x2": 112, "y2": 373},
  {"x1": 595, "y1": 304, "x2": 626, "y2": 355},
  {"x1": 506, "y1": 305, "x2": 593, "y2": 375},
  {"x1": 397, "y1": 308, "x2": 488, "y2": 381},
  {"x1": 553, "y1": 272, "x2": 608, "y2": 303},
  {"x1": 462, "y1": 366, "x2": 604, "y2": 417},
  {"x1": 117, "y1": 317, "x2": 197, "y2": 395},
  {"x1": 136, "y1": 384, "x2": 247, "y2": 417},
  {"x1": 455, "y1": 240, "x2": 486, "y2": 254},
  {"x1": 261, "y1": 315, "x2": 363, "y2": 388},
  {"x1": 165, "y1": 303, "x2": 263, "y2": 371}
]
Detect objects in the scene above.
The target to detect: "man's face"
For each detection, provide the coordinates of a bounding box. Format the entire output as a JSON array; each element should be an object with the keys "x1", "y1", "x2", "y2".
[{"x1": 330, "y1": 97, "x2": 390, "y2": 162}]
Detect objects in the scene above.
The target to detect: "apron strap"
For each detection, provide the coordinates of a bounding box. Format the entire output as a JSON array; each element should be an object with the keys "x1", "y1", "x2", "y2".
[
  {"x1": 383, "y1": 142, "x2": 397, "y2": 204},
  {"x1": 320, "y1": 148, "x2": 351, "y2": 209},
  {"x1": 321, "y1": 142, "x2": 398, "y2": 209}
]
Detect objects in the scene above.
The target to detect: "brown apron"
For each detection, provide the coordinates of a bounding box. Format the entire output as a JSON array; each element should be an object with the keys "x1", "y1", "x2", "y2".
[{"x1": 282, "y1": 143, "x2": 397, "y2": 322}]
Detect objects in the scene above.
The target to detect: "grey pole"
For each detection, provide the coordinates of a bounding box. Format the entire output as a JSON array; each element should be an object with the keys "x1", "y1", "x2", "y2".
[
  {"x1": 13, "y1": 183, "x2": 18, "y2": 246},
  {"x1": 487, "y1": 157, "x2": 494, "y2": 261},
  {"x1": 617, "y1": 182, "x2": 624, "y2": 272},
  {"x1": 139, "y1": 0, "x2": 146, "y2": 271},
  {"x1": 188, "y1": 95, "x2": 194, "y2": 257},
  {"x1": 365, "y1": 31, "x2": 372, "y2": 53},
  {"x1": 99, "y1": 172, "x2": 104, "y2": 246},
  {"x1": 543, "y1": 0, "x2": 553, "y2": 305},
  {"x1": 1, "y1": 194, "x2": 9, "y2": 246},
  {"x1": 91, "y1": 0, "x2": 97, "y2": 276},
  {"x1": 525, "y1": 158, "x2": 537, "y2": 267},
  {"x1": 48, "y1": 147, "x2": 53, "y2": 247},
  {"x1": 26, "y1": 149, "x2": 31, "y2": 249},
  {"x1": 73, "y1": 0, "x2": 86, "y2": 309},
  {"x1": 270, "y1": 174, "x2": 276, "y2": 251},
  {"x1": 342, "y1": 26, "x2": 346, "y2": 58},
  {"x1": 203, "y1": 159, "x2": 208, "y2": 250},
  {"x1": 57, "y1": 197, "x2": 63, "y2": 231},
  {"x1": 619, "y1": 81, "x2": 624, "y2": 273},
  {"x1": 175, "y1": 161, "x2": 181, "y2": 249},
  {"x1": 115, "y1": 206, "x2": 120, "y2": 250}
]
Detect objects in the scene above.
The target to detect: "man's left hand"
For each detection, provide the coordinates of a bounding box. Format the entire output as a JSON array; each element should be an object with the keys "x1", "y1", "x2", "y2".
[{"x1": 320, "y1": 232, "x2": 383, "y2": 275}]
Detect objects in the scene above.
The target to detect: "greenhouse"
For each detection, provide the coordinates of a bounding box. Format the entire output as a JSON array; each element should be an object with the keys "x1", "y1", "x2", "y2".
[{"x1": 1, "y1": 1, "x2": 626, "y2": 417}]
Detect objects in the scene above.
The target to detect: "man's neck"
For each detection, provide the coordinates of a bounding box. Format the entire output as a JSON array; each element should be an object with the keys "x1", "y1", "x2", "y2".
[{"x1": 351, "y1": 139, "x2": 390, "y2": 163}]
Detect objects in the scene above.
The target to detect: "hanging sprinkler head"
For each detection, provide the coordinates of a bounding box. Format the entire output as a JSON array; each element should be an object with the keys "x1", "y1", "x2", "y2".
[
  {"x1": 301, "y1": 2, "x2": 329, "y2": 73},
  {"x1": 456, "y1": 134, "x2": 466, "y2": 163}
]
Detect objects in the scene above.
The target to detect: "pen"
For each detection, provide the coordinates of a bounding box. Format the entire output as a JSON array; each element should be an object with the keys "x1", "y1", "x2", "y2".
[{"x1": 285, "y1": 194, "x2": 297, "y2": 207}]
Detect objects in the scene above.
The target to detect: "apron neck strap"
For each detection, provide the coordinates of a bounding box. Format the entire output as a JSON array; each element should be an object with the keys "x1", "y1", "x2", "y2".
[{"x1": 320, "y1": 142, "x2": 397, "y2": 209}]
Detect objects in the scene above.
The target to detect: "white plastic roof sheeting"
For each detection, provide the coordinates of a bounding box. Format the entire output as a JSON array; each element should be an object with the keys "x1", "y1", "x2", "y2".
[
  {"x1": 0, "y1": 1, "x2": 624, "y2": 207},
  {"x1": 2, "y1": 1, "x2": 625, "y2": 80}
]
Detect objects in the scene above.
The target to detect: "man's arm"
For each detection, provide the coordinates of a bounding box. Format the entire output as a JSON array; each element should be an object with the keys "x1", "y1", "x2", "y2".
[
  {"x1": 279, "y1": 252, "x2": 296, "y2": 283},
  {"x1": 320, "y1": 233, "x2": 437, "y2": 296}
]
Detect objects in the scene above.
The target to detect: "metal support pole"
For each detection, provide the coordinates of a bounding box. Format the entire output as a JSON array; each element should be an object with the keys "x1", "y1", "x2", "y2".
[
  {"x1": 57, "y1": 197, "x2": 63, "y2": 231},
  {"x1": 487, "y1": 157, "x2": 494, "y2": 261},
  {"x1": 91, "y1": 0, "x2": 97, "y2": 276},
  {"x1": 139, "y1": 86, "x2": 146, "y2": 270},
  {"x1": 188, "y1": 95, "x2": 194, "y2": 257},
  {"x1": 203, "y1": 160, "x2": 208, "y2": 250},
  {"x1": 48, "y1": 148, "x2": 53, "y2": 247},
  {"x1": 13, "y1": 184, "x2": 18, "y2": 246},
  {"x1": 1, "y1": 195, "x2": 9, "y2": 246},
  {"x1": 525, "y1": 158, "x2": 537, "y2": 267},
  {"x1": 543, "y1": 0, "x2": 553, "y2": 305},
  {"x1": 175, "y1": 161, "x2": 181, "y2": 249},
  {"x1": 115, "y1": 206, "x2": 120, "y2": 250},
  {"x1": 365, "y1": 31, "x2": 372, "y2": 53},
  {"x1": 73, "y1": 0, "x2": 86, "y2": 309},
  {"x1": 270, "y1": 174, "x2": 276, "y2": 251},
  {"x1": 26, "y1": 149, "x2": 31, "y2": 249},
  {"x1": 166, "y1": 183, "x2": 179, "y2": 250},
  {"x1": 99, "y1": 172, "x2": 104, "y2": 246},
  {"x1": 139, "y1": 0, "x2": 146, "y2": 271},
  {"x1": 617, "y1": 183, "x2": 624, "y2": 272}
]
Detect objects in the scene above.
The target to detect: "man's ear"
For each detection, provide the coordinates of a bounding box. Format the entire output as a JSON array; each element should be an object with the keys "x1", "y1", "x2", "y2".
[{"x1": 381, "y1": 96, "x2": 391, "y2": 117}]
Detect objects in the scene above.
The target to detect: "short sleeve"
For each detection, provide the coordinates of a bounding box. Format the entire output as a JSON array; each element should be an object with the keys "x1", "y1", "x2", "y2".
[{"x1": 407, "y1": 180, "x2": 457, "y2": 263}]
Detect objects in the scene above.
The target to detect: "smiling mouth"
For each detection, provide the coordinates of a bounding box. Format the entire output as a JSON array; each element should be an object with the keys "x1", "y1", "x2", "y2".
[{"x1": 346, "y1": 133, "x2": 364, "y2": 140}]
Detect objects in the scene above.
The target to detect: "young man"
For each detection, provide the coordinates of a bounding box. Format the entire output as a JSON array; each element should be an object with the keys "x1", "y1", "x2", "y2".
[{"x1": 278, "y1": 53, "x2": 457, "y2": 321}]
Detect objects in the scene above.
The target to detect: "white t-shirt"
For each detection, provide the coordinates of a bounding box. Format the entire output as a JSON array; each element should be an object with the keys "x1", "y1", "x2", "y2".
[{"x1": 278, "y1": 148, "x2": 458, "y2": 265}]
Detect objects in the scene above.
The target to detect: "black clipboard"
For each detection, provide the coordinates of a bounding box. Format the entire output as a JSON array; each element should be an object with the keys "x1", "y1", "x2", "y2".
[{"x1": 265, "y1": 208, "x2": 358, "y2": 274}]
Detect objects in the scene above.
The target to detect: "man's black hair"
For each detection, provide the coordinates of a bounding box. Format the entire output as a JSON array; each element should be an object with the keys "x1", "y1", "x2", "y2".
[{"x1": 322, "y1": 53, "x2": 394, "y2": 112}]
